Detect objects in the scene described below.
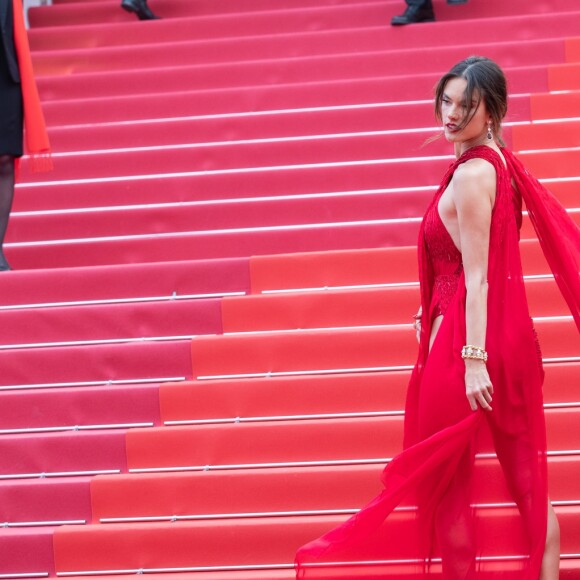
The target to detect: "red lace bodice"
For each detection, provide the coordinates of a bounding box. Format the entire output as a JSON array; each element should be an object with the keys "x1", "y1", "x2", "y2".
[{"x1": 423, "y1": 198, "x2": 463, "y2": 317}]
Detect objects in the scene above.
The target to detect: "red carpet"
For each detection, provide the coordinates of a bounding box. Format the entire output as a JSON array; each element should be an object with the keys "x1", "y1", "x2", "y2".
[{"x1": 0, "y1": 0, "x2": 578, "y2": 577}]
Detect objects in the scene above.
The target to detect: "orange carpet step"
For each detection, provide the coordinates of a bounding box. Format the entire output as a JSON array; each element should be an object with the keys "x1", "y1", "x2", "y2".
[
  {"x1": 249, "y1": 240, "x2": 555, "y2": 293},
  {"x1": 190, "y1": 321, "x2": 578, "y2": 380},
  {"x1": 126, "y1": 409, "x2": 579, "y2": 472},
  {"x1": 91, "y1": 455, "x2": 580, "y2": 523},
  {"x1": 222, "y1": 278, "x2": 568, "y2": 332},
  {"x1": 512, "y1": 119, "x2": 580, "y2": 151},
  {"x1": 39, "y1": 561, "x2": 580, "y2": 580},
  {"x1": 159, "y1": 363, "x2": 580, "y2": 424},
  {"x1": 160, "y1": 372, "x2": 410, "y2": 423},
  {"x1": 52, "y1": 506, "x2": 580, "y2": 574}
]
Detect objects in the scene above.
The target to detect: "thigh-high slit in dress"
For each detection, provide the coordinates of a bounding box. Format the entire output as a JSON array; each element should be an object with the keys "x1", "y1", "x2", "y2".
[{"x1": 295, "y1": 145, "x2": 580, "y2": 579}]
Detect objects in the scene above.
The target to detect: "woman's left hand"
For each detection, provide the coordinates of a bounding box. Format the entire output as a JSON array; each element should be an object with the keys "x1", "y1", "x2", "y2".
[{"x1": 465, "y1": 359, "x2": 494, "y2": 411}]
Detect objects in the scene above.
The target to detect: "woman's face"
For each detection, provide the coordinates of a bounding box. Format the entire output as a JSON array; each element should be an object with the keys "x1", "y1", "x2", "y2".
[{"x1": 440, "y1": 77, "x2": 490, "y2": 145}]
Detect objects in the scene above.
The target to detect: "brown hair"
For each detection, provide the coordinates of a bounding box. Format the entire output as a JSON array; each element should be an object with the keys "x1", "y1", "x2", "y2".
[{"x1": 434, "y1": 56, "x2": 508, "y2": 141}]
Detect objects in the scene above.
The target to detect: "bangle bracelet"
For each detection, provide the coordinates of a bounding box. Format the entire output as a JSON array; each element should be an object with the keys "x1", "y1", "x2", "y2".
[{"x1": 461, "y1": 345, "x2": 488, "y2": 363}]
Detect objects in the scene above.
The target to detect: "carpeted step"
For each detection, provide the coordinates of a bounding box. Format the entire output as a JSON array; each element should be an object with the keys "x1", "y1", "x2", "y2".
[
  {"x1": 35, "y1": 57, "x2": 556, "y2": 105},
  {"x1": 29, "y1": 0, "x2": 391, "y2": 30},
  {"x1": 125, "y1": 408, "x2": 579, "y2": 471},
  {"x1": 0, "y1": 430, "x2": 127, "y2": 477},
  {"x1": 0, "y1": 477, "x2": 92, "y2": 525},
  {"x1": 160, "y1": 372, "x2": 410, "y2": 423},
  {"x1": 158, "y1": 363, "x2": 580, "y2": 423},
  {"x1": 0, "y1": 298, "x2": 223, "y2": 347},
  {"x1": 27, "y1": 7, "x2": 580, "y2": 52},
  {"x1": 42, "y1": 98, "x2": 527, "y2": 153},
  {"x1": 32, "y1": 38, "x2": 566, "y2": 90},
  {"x1": 42, "y1": 561, "x2": 580, "y2": 580},
  {"x1": 0, "y1": 384, "x2": 160, "y2": 431},
  {"x1": 29, "y1": 0, "x2": 580, "y2": 30},
  {"x1": 0, "y1": 340, "x2": 192, "y2": 388},
  {"x1": 8, "y1": 190, "x2": 434, "y2": 244},
  {"x1": 90, "y1": 455, "x2": 580, "y2": 522},
  {"x1": 512, "y1": 118, "x2": 580, "y2": 151},
  {"x1": 189, "y1": 322, "x2": 579, "y2": 381},
  {"x1": 22, "y1": 140, "x2": 580, "y2": 187},
  {"x1": 247, "y1": 240, "x2": 559, "y2": 293},
  {"x1": 0, "y1": 258, "x2": 250, "y2": 308},
  {"x1": 0, "y1": 526, "x2": 56, "y2": 576},
  {"x1": 221, "y1": 278, "x2": 569, "y2": 332},
  {"x1": 36, "y1": 70, "x2": 532, "y2": 126},
  {"x1": 52, "y1": 506, "x2": 580, "y2": 574}
]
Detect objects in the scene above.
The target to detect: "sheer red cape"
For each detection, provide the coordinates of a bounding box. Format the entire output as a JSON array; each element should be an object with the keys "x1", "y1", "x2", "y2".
[
  {"x1": 13, "y1": 0, "x2": 52, "y2": 172},
  {"x1": 295, "y1": 146, "x2": 580, "y2": 579}
]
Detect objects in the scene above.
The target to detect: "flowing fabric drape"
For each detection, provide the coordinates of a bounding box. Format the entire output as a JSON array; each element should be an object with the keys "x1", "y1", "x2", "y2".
[{"x1": 295, "y1": 146, "x2": 579, "y2": 579}]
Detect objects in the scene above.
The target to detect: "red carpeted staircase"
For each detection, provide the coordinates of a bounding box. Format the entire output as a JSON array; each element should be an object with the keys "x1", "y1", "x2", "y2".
[{"x1": 1, "y1": 0, "x2": 579, "y2": 577}]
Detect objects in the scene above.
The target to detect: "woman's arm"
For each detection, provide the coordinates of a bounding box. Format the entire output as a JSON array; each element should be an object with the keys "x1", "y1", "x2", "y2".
[{"x1": 452, "y1": 159, "x2": 496, "y2": 411}]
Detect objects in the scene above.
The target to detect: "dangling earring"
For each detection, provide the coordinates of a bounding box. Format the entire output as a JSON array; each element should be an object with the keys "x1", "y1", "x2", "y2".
[{"x1": 487, "y1": 123, "x2": 493, "y2": 140}]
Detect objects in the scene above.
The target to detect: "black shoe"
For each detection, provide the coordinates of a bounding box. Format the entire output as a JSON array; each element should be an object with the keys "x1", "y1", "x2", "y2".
[
  {"x1": 0, "y1": 254, "x2": 11, "y2": 271},
  {"x1": 121, "y1": 0, "x2": 160, "y2": 20},
  {"x1": 391, "y1": 5, "x2": 435, "y2": 26}
]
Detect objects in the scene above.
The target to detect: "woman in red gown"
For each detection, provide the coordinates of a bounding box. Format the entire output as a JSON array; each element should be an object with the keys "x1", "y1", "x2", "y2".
[{"x1": 295, "y1": 57, "x2": 579, "y2": 579}]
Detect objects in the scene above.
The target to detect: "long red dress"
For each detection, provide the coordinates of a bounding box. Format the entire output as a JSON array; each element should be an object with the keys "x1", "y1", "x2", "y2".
[{"x1": 295, "y1": 145, "x2": 580, "y2": 579}]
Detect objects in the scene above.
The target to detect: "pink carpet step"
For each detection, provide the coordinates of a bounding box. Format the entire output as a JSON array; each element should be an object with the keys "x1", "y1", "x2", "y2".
[
  {"x1": 24, "y1": 133, "x2": 458, "y2": 184},
  {"x1": 0, "y1": 384, "x2": 160, "y2": 431},
  {"x1": 91, "y1": 456, "x2": 580, "y2": 523},
  {"x1": 29, "y1": 0, "x2": 580, "y2": 33},
  {"x1": 0, "y1": 340, "x2": 192, "y2": 388},
  {"x1": 0, "y1": 298, "x2": 222, "y2": 347},
  {"x1": 43, "y1": 98, "x2": 527, "y2": 153},
  {"x1": 126, "y1": 408, "x2": 579, "y2": 472},
  {"x1": 5, "y1": 221, "x2": 422, "y2": 270},
  {"x1": 35, "y1": 57, "x2": 553, "y2": 105},
  {"x1": 16, "y1": 149, "x2": 577, "y2": 216},
  {"x1": 39, "y1": 66, "x2": 547, "y2": 127},
  {"x1": 28, "y1": 6, "x2": 580, "y2": 52},
  {"x1": 30, "y1": 0, "x2": 391, "y2": 31},
  {"x1": 159, "y1": 363, "x2": 580, "y2": 425},
  {"x1": 0, "y1": 526, "x2": 56, "y2": 576},
  {"x1": 16, "y1": 158, "x2": 449, "y2": 211},
  {"x1": 7, "y1": 190, "x2": 435, "y2": 244},
  {"x1": 52, "y1": 506, "x2": 580, "y2": 574},
  {"x1": 33, "y1": 39, "x2": 566, "y2": 93},
  {"x1": 0, "y1": 258, "x2": 250, "y2": 307},
  {"x1": 31, "y1": 21, "x2": 576, "y2": 77},
  {"x1": 0, "y1": 429, "x2": 127, "y2": 477},
  {"x1": 0, "y1": 477, "x2": 92, "y2": 525}
]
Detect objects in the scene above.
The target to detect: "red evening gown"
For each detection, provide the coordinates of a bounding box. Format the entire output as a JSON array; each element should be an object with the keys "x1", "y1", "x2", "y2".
[{"x1": 295, "y1": 145, "x2": 580, "y2": 579}]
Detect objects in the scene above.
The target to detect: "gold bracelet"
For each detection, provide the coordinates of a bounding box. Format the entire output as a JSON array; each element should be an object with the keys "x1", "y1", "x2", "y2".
[{"x1": 461, "y1": 345, "x2": 488, "y2": 363}]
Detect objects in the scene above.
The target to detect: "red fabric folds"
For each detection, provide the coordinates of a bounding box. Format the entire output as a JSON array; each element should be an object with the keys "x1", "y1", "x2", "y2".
[
  {"x1": 295, "y1": 146, "x2": 579, "y2": 579},
  {"x1": 12, "y1": 0, "x2": 52, "y2": 172}
]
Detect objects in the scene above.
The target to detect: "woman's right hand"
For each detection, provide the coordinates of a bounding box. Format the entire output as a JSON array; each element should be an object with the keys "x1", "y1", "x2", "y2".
[{"x1": 413, "y1": 307, "x2": 422, "y2": 343}]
